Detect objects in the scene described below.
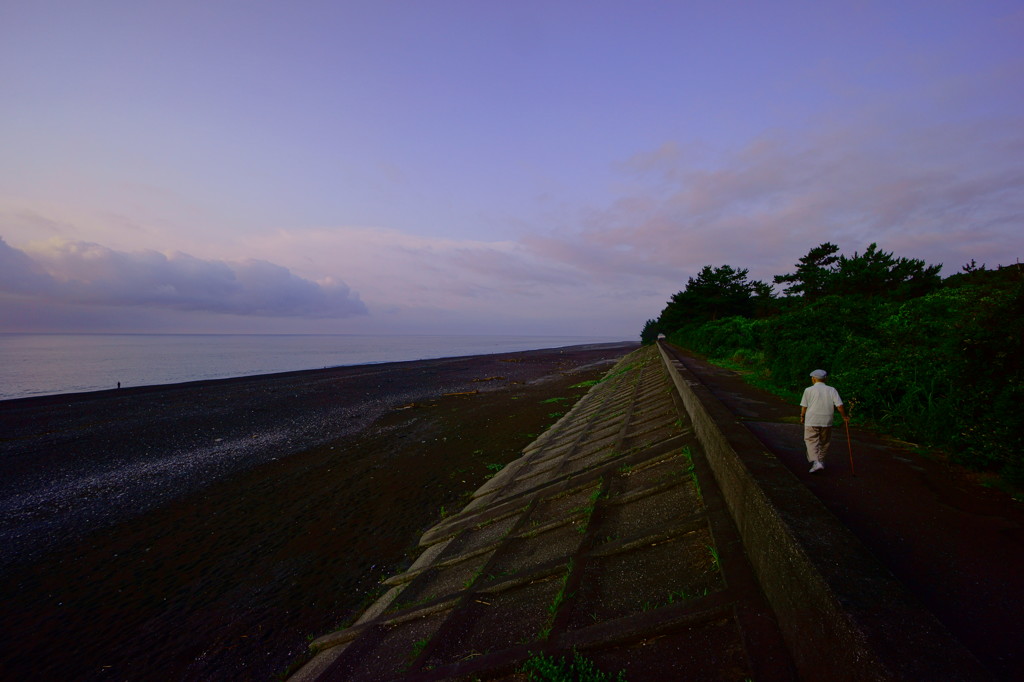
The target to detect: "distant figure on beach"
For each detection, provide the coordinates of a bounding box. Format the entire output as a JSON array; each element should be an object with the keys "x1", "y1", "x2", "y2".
[
  {"x1": 117, "y1": 381, "x2": 121, "y2": 389},
  {"x1": 799, "y1": 369, "x2": 848, "y2": 473}
]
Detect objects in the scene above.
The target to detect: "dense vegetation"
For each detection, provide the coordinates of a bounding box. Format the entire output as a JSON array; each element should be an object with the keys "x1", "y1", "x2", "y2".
[{"x1": 642, "y1": 243, "x2": 1024, "y2": 482}]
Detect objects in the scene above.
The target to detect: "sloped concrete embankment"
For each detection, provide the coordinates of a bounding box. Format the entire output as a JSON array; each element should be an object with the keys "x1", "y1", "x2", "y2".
[
  {"x1": 656, "y1": 341, "x2": 988, "y2": 681},
  {"x1": 290, "y1": 342, "x2": 987, "y2": 681},
  {"x1": 290, "y1": 346, "x2": 793, "y2": 680}
]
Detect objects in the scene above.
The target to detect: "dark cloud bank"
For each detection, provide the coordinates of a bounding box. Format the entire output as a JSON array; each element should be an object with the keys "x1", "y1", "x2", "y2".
[{"x1": 0, "y1": 238, "x2": 367, "y2": 328}]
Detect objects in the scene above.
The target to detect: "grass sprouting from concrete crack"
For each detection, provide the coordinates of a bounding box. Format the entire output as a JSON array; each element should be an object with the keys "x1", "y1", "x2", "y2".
[
  {"x1": 401, "y1": 636, "x2": 430, "y2": 672},
  {"x1": 521, "y1": 649, "x2": 627, "y2": 681},
  {"x1": 538, "y1": 559, "x2": 576, "y2": 640},
  {"x1": 548, "y1": 559, "x2": 575, "y2": 616},
  {"x1": 707, "y1": 544, "x2": 720, "y2": 572},
  {"x1": 680, "y1": 446, "x2": 704, "y2": 500}
]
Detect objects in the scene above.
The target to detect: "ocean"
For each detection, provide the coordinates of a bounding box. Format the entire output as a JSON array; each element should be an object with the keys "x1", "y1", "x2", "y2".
[{"x1": 0, "y1": 333, "x2": 628, "y2": 400}]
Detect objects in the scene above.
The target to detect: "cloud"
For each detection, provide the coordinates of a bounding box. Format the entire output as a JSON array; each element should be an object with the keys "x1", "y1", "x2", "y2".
[
  {"x1": 0, "y1": 236, "x2": 54, "y2": 295},
  {"x1": 235, "y1": 107, "x2": 1023, "y2": 333},
  {"x1": 226, "y1": 224, "x2": 664, "y2": 338},
  {"x1": 553, "y1": 116, "x2": 1024, "y2": 285},
  {"x1": 4, "y1": 98, "x2": 1019, "y2": 339},
  {"x1": 241, "y1": 226, "x2": 589, "y2": 306},
  {"x1": 0, "y1": 237, "x2": 367, "y2": 318}
]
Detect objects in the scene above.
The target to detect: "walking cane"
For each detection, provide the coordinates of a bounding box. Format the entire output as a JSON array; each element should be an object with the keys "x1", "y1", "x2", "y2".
[{"x1": 844, "y1": 418, "x2": 856, "y2": 477}]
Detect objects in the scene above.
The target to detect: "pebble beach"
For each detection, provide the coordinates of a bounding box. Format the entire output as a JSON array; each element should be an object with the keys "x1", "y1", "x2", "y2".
[{"x1": 0, "y1": 342, "x2": 635, "y2": 681}]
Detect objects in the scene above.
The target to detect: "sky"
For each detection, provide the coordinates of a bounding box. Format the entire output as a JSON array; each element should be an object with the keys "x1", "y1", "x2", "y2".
[{"x1": 2, "y1": 1, "x2": 1022, "y2": 338}]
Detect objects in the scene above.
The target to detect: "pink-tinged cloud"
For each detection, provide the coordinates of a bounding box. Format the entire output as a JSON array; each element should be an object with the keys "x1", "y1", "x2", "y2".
[
  {"x1": 0, "y1": 237, "x2": 366, "y2": 318},
  {"x1": 238, "y1": 226, "x2": 589, "y2": 308},
  {"x1": 227, "y1": 226, "x2": 660, "y2": 338},
  {"x1": 555, "y1": 118, "x2": 1024, "y2": 286}
]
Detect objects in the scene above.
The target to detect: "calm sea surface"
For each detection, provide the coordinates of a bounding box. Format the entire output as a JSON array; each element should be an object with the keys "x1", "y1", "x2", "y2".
[{"x1": 0, "y1": 333, "x2": 626, "y2": 400}]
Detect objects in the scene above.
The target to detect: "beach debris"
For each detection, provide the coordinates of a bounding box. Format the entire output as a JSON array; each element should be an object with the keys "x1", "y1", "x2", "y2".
[
  {"x1": 471, "y1": 376, "x2": 506, "y2": 382},
  {"x1": 442, "y1": 390, "x2": 479, "y2": 397}
]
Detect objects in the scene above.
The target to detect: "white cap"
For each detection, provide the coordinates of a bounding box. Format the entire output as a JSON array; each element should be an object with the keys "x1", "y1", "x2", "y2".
[{"x1": 810, "y1": 369, "x2": 828, "y2": 378}]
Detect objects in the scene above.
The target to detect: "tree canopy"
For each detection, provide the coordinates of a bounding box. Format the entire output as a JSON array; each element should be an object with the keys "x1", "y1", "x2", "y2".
[
  {"x1": 643, "y1": 242, "x2": 1023, "y2": 483},
  {"x1": 773, "y1": 242, "x2": 942, "y2": 302},
  {"x1": 657, "y1": 264, "x2": 769, "y2": 332}
]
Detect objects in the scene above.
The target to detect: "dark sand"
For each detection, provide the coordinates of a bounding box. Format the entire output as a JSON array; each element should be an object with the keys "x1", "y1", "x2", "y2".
[{"x1": 0, "y1": 342, "x2": 636, "y2": 681}]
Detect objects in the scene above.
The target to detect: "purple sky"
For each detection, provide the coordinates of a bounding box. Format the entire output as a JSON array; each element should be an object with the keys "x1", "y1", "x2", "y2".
[{"x1": 2, "y1": 1, "x2": 1022, "y2": 337}]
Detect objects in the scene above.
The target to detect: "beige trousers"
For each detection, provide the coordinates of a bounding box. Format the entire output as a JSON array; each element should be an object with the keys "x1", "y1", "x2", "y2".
[{"x1": 804, "y1": 425, "x2": 832, "y2": 463}]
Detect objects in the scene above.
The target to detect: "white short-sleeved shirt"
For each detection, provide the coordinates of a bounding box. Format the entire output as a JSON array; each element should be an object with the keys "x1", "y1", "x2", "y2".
[{"x1": 800, "y1": 382, "x2": 843, "y2": 427}]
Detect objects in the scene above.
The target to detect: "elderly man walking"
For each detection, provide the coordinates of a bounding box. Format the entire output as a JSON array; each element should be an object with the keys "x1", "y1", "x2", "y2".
[{"x1": 800, "y1": 369, "x2": 849, "y2": 473}]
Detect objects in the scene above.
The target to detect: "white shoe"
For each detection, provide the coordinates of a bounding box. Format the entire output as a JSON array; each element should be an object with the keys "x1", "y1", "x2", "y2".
[{"x1": 809, "y1": 461, "x2": 824, "y2": 473}]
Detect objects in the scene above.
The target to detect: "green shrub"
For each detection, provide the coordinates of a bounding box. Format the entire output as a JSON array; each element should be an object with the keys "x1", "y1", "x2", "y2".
[{"x1": 662, "y1": 277, "x2": 1024, "y2": 479}]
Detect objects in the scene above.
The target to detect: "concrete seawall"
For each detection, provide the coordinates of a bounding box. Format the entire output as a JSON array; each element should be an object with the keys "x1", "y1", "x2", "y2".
[{"x1": 290, "y1": 343, "x2": 989, "y2": 680}]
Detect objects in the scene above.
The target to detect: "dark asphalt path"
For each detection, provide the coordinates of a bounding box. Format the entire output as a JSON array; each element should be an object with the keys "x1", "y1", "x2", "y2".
[{"x1": 662, "y1": 342, "x2": 1024, "y2": 680}]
